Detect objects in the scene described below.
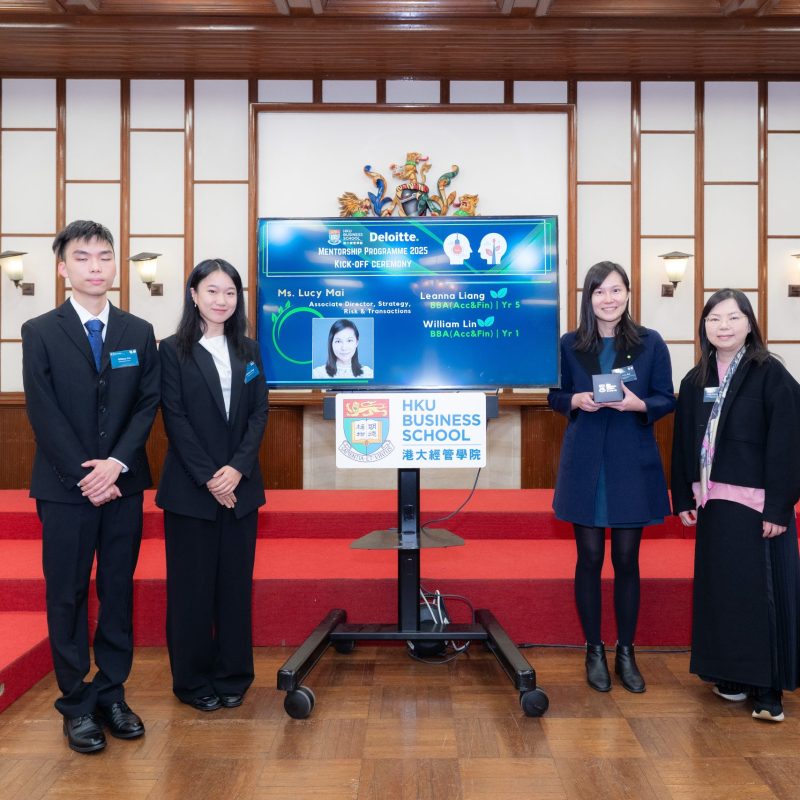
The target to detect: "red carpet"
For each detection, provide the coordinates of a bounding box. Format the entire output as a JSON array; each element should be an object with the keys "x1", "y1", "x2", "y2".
[
  {"x1": 1, "y1": 488, "x2": 798, "y2": 713},
  {"x1": 0, "y1": 612, "x2": 51, "y2": 714},
  {"x1": 0, "y1": 488, "x2": 698, "y2": 540}
]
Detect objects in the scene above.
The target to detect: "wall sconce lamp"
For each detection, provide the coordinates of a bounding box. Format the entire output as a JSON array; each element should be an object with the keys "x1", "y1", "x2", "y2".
[
  {"x1": 790, "y1": 253, "x2": 800, "y2": 298},
  {"x1": 0, "y1": 250, "x2": 35, "y2": 295},
  {"x1": 130, "y1": 252, "x2": 163, "y2": 296},
  {"x1": 659, "y1": 251, "x2": 693, "y2": 298}
]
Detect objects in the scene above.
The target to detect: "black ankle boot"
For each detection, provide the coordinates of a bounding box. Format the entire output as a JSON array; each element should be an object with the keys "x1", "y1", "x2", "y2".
[
  {"x1": 615, "y1": 643, "x2": 645, "y2": 693},
  {"x1": 585, "y1": 643, "x2": 611, "y2": 692}
]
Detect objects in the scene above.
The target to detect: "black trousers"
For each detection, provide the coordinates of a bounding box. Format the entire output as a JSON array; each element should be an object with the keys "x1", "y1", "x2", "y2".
[
  {"x1": 38, "y1": 494, "x2": 143, "y2": 718},
  {"x1": 164, "y1": 508, "x2": 258, "y2": 702}
]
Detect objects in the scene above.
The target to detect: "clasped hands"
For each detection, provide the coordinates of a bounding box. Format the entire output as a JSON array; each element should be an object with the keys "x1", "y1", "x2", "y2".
[
  {"x1": 79, "y1": 459, "x2": 122, "y2": 507},
  {"x1": 571, "y1": 384, "x2": 647, "y2": 414},
  {"x1": 206, "y1": 465, "x2": 242, "y2": 509}
]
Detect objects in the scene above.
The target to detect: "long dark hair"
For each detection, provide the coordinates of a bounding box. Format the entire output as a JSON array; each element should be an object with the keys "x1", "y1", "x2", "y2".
[
  {"x1": 324, "y1": 318, "x2": 363, "y2": 377},
  {"x1": 175, "y1": 258, "x2": 251, "y2": 362},
  {"x1": 575, "y1": 261, "x2": 641, "y2": 352},
  {"x1": 691, "y1": 288, "x2": 769, "y2": 386}
]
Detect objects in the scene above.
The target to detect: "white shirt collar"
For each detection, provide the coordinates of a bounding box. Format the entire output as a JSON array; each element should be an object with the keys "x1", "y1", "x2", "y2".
[{"x1": 70, "y1": 296, "x2": 110, "y2": 332}]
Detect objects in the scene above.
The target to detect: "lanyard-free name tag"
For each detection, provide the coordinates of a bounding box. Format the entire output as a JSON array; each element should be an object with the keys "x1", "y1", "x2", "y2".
[
  {"x1": 612, "y1": 365, "x2": 637, "y2": 383},
  {"x1": 244, "y1": 361, "x2": 260, "y2": 384},
  {"x1": 110, "y1": 349, "x2": 139, "y2": 369},
  {"x1": 703, "y1": 386, "x2": 720, "y2": 403}
]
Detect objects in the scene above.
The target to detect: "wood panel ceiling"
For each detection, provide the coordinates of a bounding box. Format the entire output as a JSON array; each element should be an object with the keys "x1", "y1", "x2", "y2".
[{"x1": 0, "y1": 1, "x2": 799, "y2": 78}]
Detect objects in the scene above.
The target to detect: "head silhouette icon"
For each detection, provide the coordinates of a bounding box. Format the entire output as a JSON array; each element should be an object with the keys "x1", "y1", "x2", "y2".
[
  {"x1": 443, "y1": 232, "x2": 473, "y2": 265},
  {"x1": 479, "y1": 233, "x2": 508, "y2": 266}
]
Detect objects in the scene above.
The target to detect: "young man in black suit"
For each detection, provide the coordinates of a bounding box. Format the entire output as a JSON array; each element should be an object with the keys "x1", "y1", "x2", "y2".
[{"x1": 22, "y1": 220, "x2": 160, "y2": 753}]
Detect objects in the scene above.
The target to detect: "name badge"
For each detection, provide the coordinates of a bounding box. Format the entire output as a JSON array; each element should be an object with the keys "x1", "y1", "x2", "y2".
[
  {"x1": 244, "y1": 361, "x2": 260, "y2": 384},
  {"x1": 703, "y1": 387, "x2": 720, "y2": 403},
  {"x1": 612, "y1": 365, "x2": 637, "y2": 383},
  {"x1": 110, "y1": 349, "x2": 139, "y2": 369}
]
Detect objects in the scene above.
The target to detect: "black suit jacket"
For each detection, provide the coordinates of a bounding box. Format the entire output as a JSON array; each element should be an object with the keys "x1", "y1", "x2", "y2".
[
  {"x1": 22, "y1": 300, "x2": 160, "y2": 502},
  {"x1": 155, "y1": 334, "x2": 268, "y2": 521},
  {"x1": 671, "y1": 354, "x2": 800, "y2": 526}
]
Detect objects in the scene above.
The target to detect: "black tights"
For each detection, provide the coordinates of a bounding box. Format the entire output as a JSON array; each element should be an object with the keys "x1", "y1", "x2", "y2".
[{"x1": 573, "y1": 524, "x2": 643, "y2": 647}]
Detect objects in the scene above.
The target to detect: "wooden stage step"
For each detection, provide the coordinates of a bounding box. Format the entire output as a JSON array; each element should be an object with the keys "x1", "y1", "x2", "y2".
[
  {"x1": 7, "y1": 488, "x2": 791, "y2": 714},
  {"x1": 0, "y1": 489, "x2": 695, "y2": 540},
  {"x1": 0, "y1": 536, "x2": 696, "y2": 646}
]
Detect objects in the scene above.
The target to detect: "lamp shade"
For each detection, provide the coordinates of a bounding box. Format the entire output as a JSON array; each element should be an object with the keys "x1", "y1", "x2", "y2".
[
  {"x1": 129, "y1": 252, "x2": 161, "y2": 285},
  {"x1": 659, "y1": 251, "x2": 692, "y2": 285},
  {"x1": 0, "y1": 250, "x2": 26, "y2": 283}
]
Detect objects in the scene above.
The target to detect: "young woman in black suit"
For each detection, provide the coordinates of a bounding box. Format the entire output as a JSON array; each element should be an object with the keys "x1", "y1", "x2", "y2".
[{"x1": 156, "y1": 259, "x2": 268, "y2": 711}]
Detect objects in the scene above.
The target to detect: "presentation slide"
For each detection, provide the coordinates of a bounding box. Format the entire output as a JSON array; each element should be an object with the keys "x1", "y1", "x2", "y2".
[{"x1": 257, "y1": 216, "x2": 559, "y2": 389}]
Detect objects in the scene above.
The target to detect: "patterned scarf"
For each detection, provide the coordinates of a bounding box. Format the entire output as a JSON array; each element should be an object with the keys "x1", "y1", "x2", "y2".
[{"x1": 698, "y1": 345, "x2": 747, "y2": 506}]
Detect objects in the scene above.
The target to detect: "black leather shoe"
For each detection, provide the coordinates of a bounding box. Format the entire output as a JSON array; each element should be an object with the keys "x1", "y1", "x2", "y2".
[
  {"x1": 96, "y1": 700, "x2": 145, "y2": 739},
  {"x1": 63, "y1": 713, "x2": 106, "y2": 753},
  {"x1": 615, "y1": 643, "x2": 646, "y2": 693},
  {"x1": 585, "y1": 642, "x2": 611, "y2": 692},
  {"x1": 187, "y1": 694, "x2": 222, "y2": 712},
  {"x1": 219, "y1": 693, "x2": 243, "y2": 708}
]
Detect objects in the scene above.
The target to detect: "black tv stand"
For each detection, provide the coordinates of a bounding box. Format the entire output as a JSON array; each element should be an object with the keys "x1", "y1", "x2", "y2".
[{"x1": 276, "y1": 467, "x2": 549, "y2": 719}]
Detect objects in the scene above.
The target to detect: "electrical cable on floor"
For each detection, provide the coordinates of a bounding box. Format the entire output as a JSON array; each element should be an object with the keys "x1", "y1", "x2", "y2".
[
  {"x1": 419, "y1": 587, "x2": 476, "y2": 621},
  {"x1": 516, "y1": 642, "x2": 691, "y2": 653},
  {"x1": 407, "y1": 645, "x2": 471, "y2": 665},
  {"x1": 407, "y1": 589, "x2": 476, "y2": 665}
]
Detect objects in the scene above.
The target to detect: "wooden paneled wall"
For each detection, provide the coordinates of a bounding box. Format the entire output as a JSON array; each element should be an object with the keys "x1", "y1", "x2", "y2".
[
  {"x1": 1, "y1": 398, "x2": 673, "y2": 491},
  {"x1": 0, "y1": 399, "x2": 304, "y2": 491}
]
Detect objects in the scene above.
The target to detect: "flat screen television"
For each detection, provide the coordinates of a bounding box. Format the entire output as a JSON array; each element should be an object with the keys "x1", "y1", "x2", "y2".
[{"x1": 256, "y1": 215, "x2": 560, "y2": 389}]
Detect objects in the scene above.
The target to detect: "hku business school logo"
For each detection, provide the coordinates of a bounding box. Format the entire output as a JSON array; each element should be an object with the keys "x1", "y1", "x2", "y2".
[
  {"x1": 339, "y1": 398, "x2": 395, "y2": 463},
  {"x1": 327, "y1": 229, "x2": 342, "y2": 246}
]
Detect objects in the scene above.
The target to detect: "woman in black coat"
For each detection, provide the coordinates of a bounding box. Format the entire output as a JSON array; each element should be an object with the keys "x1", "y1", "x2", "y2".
[
  {"x1": 156, "y1": 259, "x2": 268, "y2": 712},
  {"x1": 672, "y1": 289, "x2": 800, "y2": 722},
  {"x1": 548, "y1": 261, "x2": 674, "y2": 694}
]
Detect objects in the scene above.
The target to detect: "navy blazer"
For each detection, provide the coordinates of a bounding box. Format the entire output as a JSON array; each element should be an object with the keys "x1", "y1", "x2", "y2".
[
  {"x1": 548, "y1": 327, "x2": 675, "y2": 526},
  {"x1": 22, "y1": 301, "x2": 160, "y2": 502},
  {"x1": 155, "y1": 334, "x2": 268, "y2": 521},
  {"x1": 671, "y1": 354, "x2": 800, "y2": 527}
]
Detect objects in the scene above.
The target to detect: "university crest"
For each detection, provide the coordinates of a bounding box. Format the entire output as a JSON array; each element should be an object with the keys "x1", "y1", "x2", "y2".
[{"x1": 343, "y1": 398, "x2": 390, "y2": 456}]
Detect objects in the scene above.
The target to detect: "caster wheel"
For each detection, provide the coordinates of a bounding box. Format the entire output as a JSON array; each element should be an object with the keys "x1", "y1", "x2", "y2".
[
  {"x1": 284, "y1": 685, "x2": 315, "y2": 719},
  {"x1": 333, "y1": 639, "x2": 356, "y2": 654},
  {"x1": 519, "y1": 688, "x2": 549, "y2": 717}
]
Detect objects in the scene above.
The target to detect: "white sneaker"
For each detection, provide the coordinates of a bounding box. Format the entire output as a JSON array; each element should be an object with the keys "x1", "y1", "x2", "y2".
[
  {"x1": 712, "y1": 684, "x2": 748, "y2": 702},
  {"x1": 752, "y1": 689, "x2": 784, "y2": 722}
]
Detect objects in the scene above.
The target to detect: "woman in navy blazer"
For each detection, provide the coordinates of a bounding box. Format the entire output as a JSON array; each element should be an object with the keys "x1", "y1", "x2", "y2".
[
  {"x1": 156, "y1": 259, "x2": 268, "y2": 712},
  {"x1": 548, "y1": 262, "x2": 674, "y2": 694}
]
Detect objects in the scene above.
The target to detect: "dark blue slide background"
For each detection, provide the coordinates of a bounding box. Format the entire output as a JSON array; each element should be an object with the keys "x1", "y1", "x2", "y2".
[{"x1": 257, "y1": 216, "x2": 560, "y2": 389}]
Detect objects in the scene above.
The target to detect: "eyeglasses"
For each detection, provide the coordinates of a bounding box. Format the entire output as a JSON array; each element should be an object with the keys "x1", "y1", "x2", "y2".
[{"x1": 704, "y1": 314, "x2": 747, "y2": 326}]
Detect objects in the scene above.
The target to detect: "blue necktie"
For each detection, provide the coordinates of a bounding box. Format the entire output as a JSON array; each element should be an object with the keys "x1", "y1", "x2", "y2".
[{"x1": 85, "y1": 319, "x2": 104, "y2": 371}]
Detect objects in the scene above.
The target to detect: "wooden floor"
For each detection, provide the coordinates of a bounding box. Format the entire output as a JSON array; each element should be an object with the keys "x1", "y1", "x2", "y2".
[{"x1": 2, "y1": 646, "x2": 800, "y2": 799}]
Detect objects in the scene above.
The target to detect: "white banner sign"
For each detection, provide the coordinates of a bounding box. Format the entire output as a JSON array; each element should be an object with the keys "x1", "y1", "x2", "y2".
[{"x1": 335, "y1": 392, "x2": 487, "y2": 469}]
